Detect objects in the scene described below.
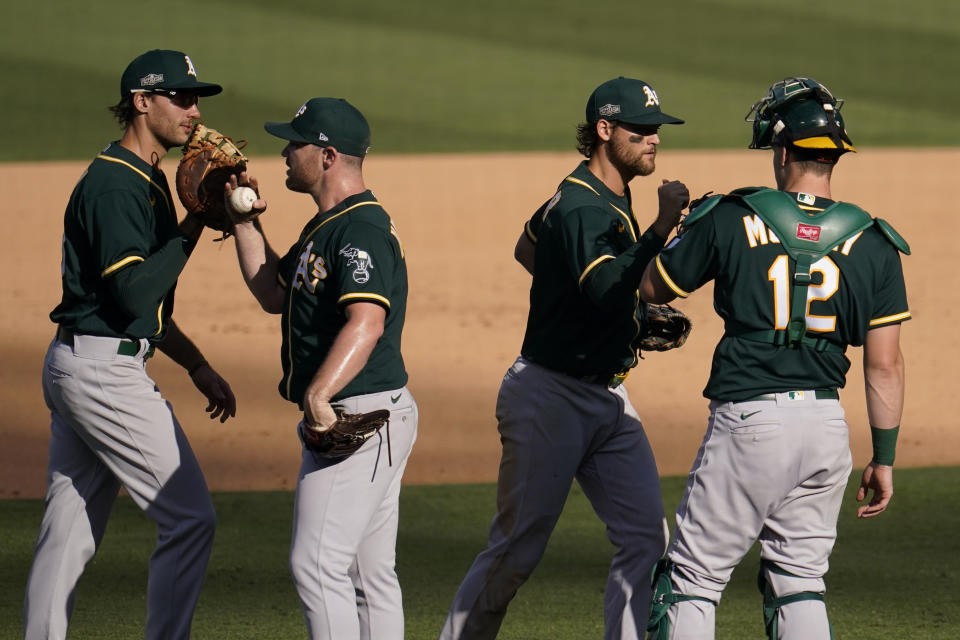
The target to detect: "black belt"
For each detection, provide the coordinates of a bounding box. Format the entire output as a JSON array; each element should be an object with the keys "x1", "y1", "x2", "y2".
[
  {"x1": 57, "y1": 327, "x2": 154, "y2": 359},
  {"x1": 743, "y1": 388, "x2": 838, "y2": 402}
]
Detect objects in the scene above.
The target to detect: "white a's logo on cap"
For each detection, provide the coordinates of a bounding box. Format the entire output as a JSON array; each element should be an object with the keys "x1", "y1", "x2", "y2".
[
  {"x1": 643, "y1": 86, "x2": 660, "y2": 107},
  {"x1": 184, "y1": 55, "x2": 197, "y2": 78},
  {"x1": 295, "y1": 103, "x2": 308, "y2": 118}
]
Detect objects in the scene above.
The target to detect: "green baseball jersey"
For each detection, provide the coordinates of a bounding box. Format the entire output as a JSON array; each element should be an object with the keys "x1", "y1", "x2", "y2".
[
  {"x1": 520, "y1": 162, "x2": 667, "y2": 377},
  {"x1": 277, "y1": 190, "x2": 408, "y2": 405},
  {"x1": 655, "y1": 190, "x2": 910, "y2": 401},
  {"x1": 50, "y1": 142, "x2": 191, "y2": 340}
]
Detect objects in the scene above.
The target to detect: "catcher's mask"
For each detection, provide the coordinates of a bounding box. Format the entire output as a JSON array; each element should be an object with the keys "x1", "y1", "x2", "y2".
[{"x1": 745, "y1": 77, "x2": 855, "y2": 155}]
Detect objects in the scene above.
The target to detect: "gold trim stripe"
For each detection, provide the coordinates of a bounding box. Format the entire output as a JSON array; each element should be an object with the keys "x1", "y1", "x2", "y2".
[
  {"x1": 578, "y1": 255, "x2": 614, "y2": 286},
  {"x1": 524, "y1": 220, "x2": 537, "y2": 243},
  {"x1": 869, "y1": 311, "x2": 911, "y2": 326},
  {"x1": 101, "y1": 255, "x2": 144, "y2": 277},
  {"x1": 564, "y1": 176, "x2": 600, "y2": 196},
  {"x1": 154, "y1": 301, "x2": 164, "y2": 336},
  {"x1": 338, "y1": 292, "x2": 391, "y2": 308},
  {"x1": 608, "y1": 203, "x2": 638, "y2": 242},
  {"x1": 655, "y1": 255, "x2": 690, "y2": 298},
  {"x1": 96, "y1": 154, "x2": 173, "y2": 215}
]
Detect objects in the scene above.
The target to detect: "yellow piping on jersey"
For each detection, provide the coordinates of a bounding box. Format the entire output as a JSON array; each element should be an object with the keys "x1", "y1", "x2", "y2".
[
  {"x1": 655, "y1": 255, "x2": 690, "y2": 298},
  {"x1": 524, "y1": 220, "x2": 538, "y2": 243},
  {"x1": 339, "y1": 292, "x2": 391, "y2": 308},
  {"x1": 96, "y1": 154, "x2": 173, "y2": 216},
  {"x1": 154, "y1": 300, "x2": 164, "y2": 336},
  {"x1": 578, "y1": 255, "x2": 615, "y2": 286},
  {"x1": 564, "y1": 177, "x2": 639, "y2": 243},
  {"x1": 869, "y1": 311, "x2": 911, "y2": 326},
  {"x1": 284, "y1": 199, "x2": 382, "y2": 399},
  {"x1": 101, "y1": 255, "x2": 144, "y2": 277},
  {"x1": 608, "y1": 203, "x2": 638, "y2": 242},
  {"x1": 564, "y1": 176, "x2": 600, "y2": 196}
]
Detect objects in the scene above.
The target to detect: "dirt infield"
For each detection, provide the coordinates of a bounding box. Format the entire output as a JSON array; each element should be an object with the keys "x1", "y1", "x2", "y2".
[{"x1": 1, "y1": 149, "x2": 954, "y2": 498}]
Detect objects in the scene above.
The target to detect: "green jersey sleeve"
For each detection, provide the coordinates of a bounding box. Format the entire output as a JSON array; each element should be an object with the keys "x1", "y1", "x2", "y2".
[
  {"x1": 868, "y1": 240, "x2": 910, "y2": 327},
  {"x1": 655, "y1": 212, "x2": 721, "y2": 298},
  {"x1": 332, "y1": 222, "x2": 401, "y2": 312},
  {"x1": 88, "y1": 189, "x2": 154, "y2": 277},
  {"x1": 553, "y1": 204, "x2": 620, "y2": 283}
]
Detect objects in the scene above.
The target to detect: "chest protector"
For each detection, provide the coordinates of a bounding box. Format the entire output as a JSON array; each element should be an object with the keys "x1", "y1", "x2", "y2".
[{"x1": 683, "y1": 187, "x2": 909, "y2": 352}]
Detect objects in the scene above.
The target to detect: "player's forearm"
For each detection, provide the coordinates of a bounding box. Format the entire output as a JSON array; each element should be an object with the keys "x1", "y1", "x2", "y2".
[
  {"x1": 155, "y1": 320, "x2": 208, "y2": 374},
  {"x1": 582, "y1": 229, "x2": 666, "y2": 308},
  {"x1": 864, "y1": 347, "x2": 905, "y2": 429},
  {"x1": 178, "y1": 212, "x2": 205, "y2": 253},
  {"x1": 231, "y1": 220, "x2": 284, "y2": 314},
  {"x1": 304, "y1": 318, "x2": 383, "y2": 404}
]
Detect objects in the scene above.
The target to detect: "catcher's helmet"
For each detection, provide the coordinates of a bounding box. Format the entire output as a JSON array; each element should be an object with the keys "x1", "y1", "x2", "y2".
[{"x1": 745, "y1": 77, "x2": 855, "y2": 154}]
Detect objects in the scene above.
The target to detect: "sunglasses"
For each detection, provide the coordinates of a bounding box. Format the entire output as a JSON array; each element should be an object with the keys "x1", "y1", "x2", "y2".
[
  {"x1": 151, "y1": 90, "x2": 199, "y2": 109},
  {"x1": 616, "y1": 122, "x2": 661, "y2": 137}
]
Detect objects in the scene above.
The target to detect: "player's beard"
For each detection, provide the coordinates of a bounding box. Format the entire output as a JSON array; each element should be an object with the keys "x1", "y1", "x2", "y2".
[{"x1": 609, "y1": 136, "x2": 656, "y2": 177}]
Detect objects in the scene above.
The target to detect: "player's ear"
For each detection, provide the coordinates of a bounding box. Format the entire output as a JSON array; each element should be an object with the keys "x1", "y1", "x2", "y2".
[
  {"x1": 131, "y1": 92, "x2": 151, "y2": 115},
  {"x1": 595, "y1": 119, "x2": 616, "y2": 142},
  {"x1": 321, "y1": 146, "x2": 339, "y2": 170}
]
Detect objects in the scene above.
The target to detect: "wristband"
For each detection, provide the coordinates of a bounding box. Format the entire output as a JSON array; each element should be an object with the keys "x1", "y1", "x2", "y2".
[
  {"x1": 870, "y1": 425, "x2": 899, "y2": 466},
  {"x1": 187, "y1": 360, "x2": 209, "y2": 376}
]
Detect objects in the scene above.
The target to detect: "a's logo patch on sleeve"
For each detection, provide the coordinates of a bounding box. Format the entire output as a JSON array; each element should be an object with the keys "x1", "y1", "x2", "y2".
[{"x1": 339, "y1": 244, "x2": 373, "y2": 284}]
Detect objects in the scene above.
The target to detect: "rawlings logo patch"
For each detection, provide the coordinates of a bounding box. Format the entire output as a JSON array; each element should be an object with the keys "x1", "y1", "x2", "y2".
[
  {"x1": 796, "y1": 223, "x2": 821, "y2": 242},
  {"x1": 139, "y1": 73, "x2": 164, "y2": 87},
  {"x1": 339, "y1": 244, "x2": 373, "y2": 284},
  {"x1": 598, "y1": 103, "x2": 621, "y2": 117}
]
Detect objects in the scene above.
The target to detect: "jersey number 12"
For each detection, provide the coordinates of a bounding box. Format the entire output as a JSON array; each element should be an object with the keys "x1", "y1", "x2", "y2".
[{"x1": 767, "y1": 255, "x2": 839, "y2": 332}]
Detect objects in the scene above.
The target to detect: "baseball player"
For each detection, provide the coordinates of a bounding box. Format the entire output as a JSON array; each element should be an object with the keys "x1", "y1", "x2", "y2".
[
  {"x1": 24, "y1": 50, "x2": 235, "y2": 640},
  {"x1": 224, "y1": 97, "x2": 417, "y2": 640},
  {"x1": 439, "y1": 77, "x2": 689, "y2": 640},
  {"x1": 639, "y1": 77, "x2": 909, "y2": 639}
]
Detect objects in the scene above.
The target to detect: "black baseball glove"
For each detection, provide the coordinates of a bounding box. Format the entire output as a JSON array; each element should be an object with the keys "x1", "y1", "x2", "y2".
[
  {"x1": 299, "y1": 408, "x2": 391, "y2": 459},
  {"x1": 639, "y1": 304, "x2": 692, "y2": 352}
]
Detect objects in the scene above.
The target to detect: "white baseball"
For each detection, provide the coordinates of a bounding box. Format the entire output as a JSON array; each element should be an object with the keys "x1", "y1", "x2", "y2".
[{"x1": 229, "y1": 186, "x2": 257, "y2": 214}]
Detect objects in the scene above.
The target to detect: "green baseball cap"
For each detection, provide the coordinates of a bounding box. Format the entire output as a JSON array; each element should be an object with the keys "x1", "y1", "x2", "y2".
[
  {"x1": 120, "y1": 49, "x2": 222, "y2": 97},
  {"x1": 586, "y1": 77, "x2": 684, "y2": 126},
  {"x1": 264, "y1": 98, "x2": 371, "y2": 157}
]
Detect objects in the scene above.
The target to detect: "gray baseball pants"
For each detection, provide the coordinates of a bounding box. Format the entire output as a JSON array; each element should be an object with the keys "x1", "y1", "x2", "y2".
[
  {"x1": 24, "y1": 336, "x2": 215, "y2": 640},
  {"x1": 665, "y1": 391, "x2": 852, "y2": 640},
  {"x1": 439, "y1": 357, "x2": 667, "y2": 640},
  {"x1": 290, "y1": 387, "x2": 418, "y2": 640}
]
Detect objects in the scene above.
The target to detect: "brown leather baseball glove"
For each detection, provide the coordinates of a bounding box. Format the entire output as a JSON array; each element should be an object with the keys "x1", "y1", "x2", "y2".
[
  {"x1": 299, "y1": 408, "x2": 392, "y2": 460},
  {"x1": 175, "y1": 122, "x2": 254, "y2": 236},
  {"x1": 639, "y1": 303, "x2": 692, "y2": 352}
]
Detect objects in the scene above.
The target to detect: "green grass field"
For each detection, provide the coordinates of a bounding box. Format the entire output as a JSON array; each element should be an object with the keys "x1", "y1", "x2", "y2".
[
  {"x1": 1, "y1": 0, "x2": 958, "y2": 160},
  {"x1": 2, "y1": 467, "x2": 958, "y2": 639}
]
